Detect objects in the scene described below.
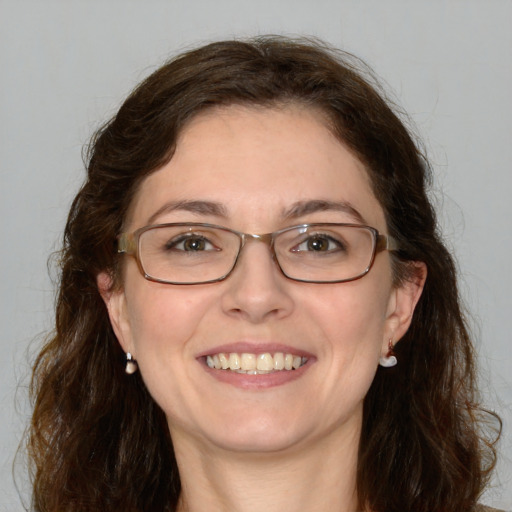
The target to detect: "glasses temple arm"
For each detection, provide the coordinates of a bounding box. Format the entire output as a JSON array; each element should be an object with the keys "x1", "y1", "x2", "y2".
[
  {"x1": 376, "y1": 234, "x2": 400, "y2": 252},
  {"x1": 117, "y1": 233, "x2": 137, "y2": 254}
]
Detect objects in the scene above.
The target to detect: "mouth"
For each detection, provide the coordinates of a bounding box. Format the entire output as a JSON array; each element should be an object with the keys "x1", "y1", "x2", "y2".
[{"x1": 205, "y1": 352, "x2": 308, "y2": 374}]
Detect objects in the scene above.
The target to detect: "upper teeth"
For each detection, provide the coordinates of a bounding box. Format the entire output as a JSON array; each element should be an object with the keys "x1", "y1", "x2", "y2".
[{"x1": 206, "y1": 352, "x2": 307, "y2": 372}]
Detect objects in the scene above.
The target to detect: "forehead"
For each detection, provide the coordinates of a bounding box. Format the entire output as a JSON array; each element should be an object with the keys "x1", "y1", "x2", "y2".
[{"x1": 127, "y1": 104, "x2": 386, "y2": 231}]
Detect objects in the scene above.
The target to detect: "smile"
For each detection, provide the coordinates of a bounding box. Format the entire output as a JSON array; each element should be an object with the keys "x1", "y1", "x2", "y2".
[{"x1": 206, "y1": 352, "x2": 308, "y2": 374}]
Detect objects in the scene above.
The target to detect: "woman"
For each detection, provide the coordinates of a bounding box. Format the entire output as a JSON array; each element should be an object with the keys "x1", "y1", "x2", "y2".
[{"x1": 29, "y1": 37, "x2": 501, "y2": 512}]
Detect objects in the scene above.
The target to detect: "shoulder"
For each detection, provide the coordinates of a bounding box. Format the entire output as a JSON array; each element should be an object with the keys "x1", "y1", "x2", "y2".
[{"x1": 475, "y1": 505, "x2": 507, "y2": 512}]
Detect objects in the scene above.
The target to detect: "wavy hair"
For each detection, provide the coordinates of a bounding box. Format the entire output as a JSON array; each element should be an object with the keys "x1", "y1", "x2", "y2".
[{"x1": 28, "y1": 36, "x2": 500, "y2": 511}]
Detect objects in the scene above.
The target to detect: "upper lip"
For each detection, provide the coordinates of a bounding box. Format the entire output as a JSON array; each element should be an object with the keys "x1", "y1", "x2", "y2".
[{"x1": 196, "y1": 342, "x2": 315, "y2": 359}]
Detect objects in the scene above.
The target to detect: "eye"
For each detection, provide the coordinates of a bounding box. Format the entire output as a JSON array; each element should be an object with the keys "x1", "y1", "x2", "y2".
[
  {"x1": 165, "y1": 234, "x2": 217, "y2": 252},
  {"x1": 293, "y1": 234, "x2": 345, "y2": 253}
]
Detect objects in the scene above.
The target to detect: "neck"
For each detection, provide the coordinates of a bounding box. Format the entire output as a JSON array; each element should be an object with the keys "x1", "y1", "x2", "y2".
[{"x1": 172, "y1": 421, "x2": 362, "y2": 512}]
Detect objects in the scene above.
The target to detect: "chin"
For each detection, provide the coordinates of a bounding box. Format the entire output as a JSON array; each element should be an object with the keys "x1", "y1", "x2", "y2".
[
  {"x1": 194, "y1": 413, "x2": 310, "y2": 454},
  {"x1": 210, "y1": 430, "x2": 303, "y2": 454}
]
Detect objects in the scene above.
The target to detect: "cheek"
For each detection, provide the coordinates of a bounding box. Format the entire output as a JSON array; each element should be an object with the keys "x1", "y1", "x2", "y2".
[
  {"x1": 122, "y1": 282, "x2": 218, "y2": 420},
  {"x1": 310, "y1": 275, "x2": 391, "y2": 344},
  {"x1": 305, "y1": 268, "x2": 393, "y2": 381},
  {"x1": 124, "y1": 280, "x2": 214, "y2": 359},
  {"x1": 305, "y1": 277, "x2": 392, "y2": 407}
]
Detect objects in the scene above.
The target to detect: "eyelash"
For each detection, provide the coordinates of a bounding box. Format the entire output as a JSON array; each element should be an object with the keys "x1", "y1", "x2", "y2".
[
  {"x1": 165, "y1": 234, "x2": 217, "y2": 251},
  {"x1": 293, "y1": 234, "x2": 347, "y2": 253}
]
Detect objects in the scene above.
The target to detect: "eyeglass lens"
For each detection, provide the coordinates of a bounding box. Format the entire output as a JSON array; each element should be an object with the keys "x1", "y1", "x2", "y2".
[{"x1": 137, "y1": 224, "x2": 376, "y2": 284}]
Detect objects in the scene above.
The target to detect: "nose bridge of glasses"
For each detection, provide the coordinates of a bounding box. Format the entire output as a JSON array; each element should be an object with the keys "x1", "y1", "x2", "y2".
[
  {"x1": 243, "y1": 232, "x2": 274, "y2": 245},
  {"x1": 238, "y1": 232, "x2": 277, "y2": 262}
]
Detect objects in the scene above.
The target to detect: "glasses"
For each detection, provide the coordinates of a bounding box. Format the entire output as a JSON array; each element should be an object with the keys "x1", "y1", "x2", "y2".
[{"x1": 117, "y1": 222, "x2": 399, "y2": 285}]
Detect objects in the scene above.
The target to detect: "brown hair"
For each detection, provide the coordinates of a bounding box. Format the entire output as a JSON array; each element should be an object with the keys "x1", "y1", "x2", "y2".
[{"x1": 29, "y1": 36, "x2": 500, "y2": 511}]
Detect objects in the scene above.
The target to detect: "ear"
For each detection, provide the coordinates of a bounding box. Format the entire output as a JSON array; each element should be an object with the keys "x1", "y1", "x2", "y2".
[
  {"x1": 97, "y1": 271, "x2": 135, "y2": 357},
  {"x1": 382, "y1": 261, "x2": 427, "y2": 353}
]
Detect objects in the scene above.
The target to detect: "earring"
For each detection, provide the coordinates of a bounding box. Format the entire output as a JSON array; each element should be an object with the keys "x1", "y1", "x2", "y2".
[
  {"x1": 379, "y1": 340, "x2": 397, "y2": 368},
  {"x1": 125, "y1": 352, "x2": 138, "y2": 374}
]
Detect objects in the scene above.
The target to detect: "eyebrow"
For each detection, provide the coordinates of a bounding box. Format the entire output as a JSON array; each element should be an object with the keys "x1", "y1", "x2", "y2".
[
  {"x1": 146, "y1": 198, "x2": 366, "y2": 226},
  {"x1": 282, "y1": 200, "x2": 367, "y2": 224},
  {"x1": 146, "y1": 200, "x2": 228, "y2": 225}
]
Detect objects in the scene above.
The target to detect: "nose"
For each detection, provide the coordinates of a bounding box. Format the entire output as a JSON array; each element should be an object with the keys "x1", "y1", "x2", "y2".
[{"x1": 220, "y1": 237, "x2": 295, "y2": 323}]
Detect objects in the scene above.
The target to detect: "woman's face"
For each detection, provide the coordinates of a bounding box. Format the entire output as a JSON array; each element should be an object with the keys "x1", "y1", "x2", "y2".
[{"x1": 103, "y1": 105, "x2": 421, "y2": 453}]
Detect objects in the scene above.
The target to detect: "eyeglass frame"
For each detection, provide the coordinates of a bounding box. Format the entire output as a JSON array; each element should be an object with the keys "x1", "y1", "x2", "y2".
[{"x1": 117, "y1": 222, "x2": 400, "y2": 285}]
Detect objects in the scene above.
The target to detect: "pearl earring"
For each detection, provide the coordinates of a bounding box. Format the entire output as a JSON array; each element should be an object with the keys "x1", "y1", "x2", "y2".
[
  {"x1": 379, "y1": 340, "x2": 397, "y2": 368},
  {"x1": 125, "y1": 352, "x2": 138, "y2": 374}
]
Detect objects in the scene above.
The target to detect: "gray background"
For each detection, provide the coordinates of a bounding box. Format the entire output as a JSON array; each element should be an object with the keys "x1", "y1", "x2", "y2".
[{"x1": 1, "y1": 0, "x2": 511, "y2": 509}]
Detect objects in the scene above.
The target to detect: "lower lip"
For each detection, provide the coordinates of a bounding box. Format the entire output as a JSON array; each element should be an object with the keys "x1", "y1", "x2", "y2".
[{"x1": 199, "y1": 358, "x2": 314, "y2": 390}]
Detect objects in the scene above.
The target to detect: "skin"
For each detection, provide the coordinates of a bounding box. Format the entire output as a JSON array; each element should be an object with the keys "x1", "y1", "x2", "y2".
[{"x1": 99, "y1": 104, "x2": 425, "y2": 512}]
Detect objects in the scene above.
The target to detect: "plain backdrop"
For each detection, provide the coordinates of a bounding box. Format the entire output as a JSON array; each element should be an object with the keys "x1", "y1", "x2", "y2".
[{"x1": 1, "y1": 0, "x2": 511, "y2": 510}]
